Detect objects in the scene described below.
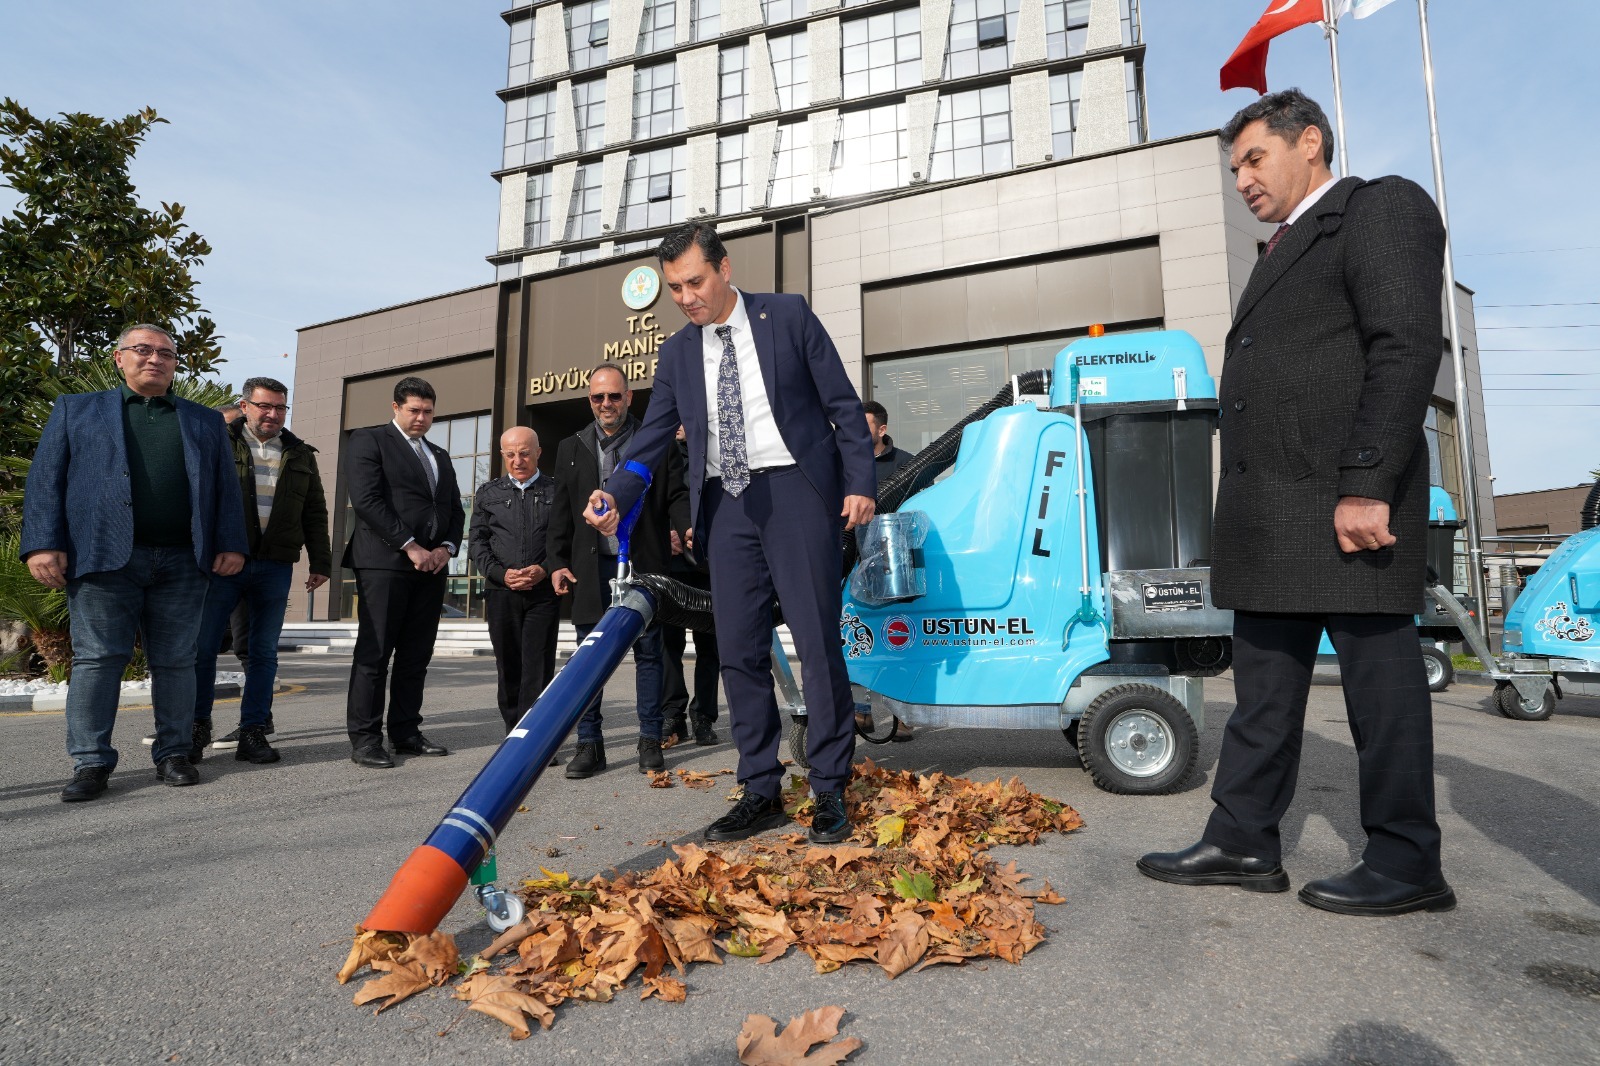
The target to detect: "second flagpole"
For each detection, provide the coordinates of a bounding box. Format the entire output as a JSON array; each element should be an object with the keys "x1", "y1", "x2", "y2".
[{"x1": 1323, "y1": 0, "x2": 1351, "y2": 177}]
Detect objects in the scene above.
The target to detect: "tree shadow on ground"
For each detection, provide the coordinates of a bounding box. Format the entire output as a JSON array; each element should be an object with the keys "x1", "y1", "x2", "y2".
[{"x1": 1291, "y1": 1021, "x2": 1458, "y2": 1065}]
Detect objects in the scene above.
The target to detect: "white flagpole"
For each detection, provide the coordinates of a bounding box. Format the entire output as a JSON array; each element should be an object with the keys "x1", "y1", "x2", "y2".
[
  {"x1": 1416, "y1": 0, "x2": 1489, "y2": 639},
  {"x1": 1324, "y1": 0, "x2": 1351, "y2": 176}
]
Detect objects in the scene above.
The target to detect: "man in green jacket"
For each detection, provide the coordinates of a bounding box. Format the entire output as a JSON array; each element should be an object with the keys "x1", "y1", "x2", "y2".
[{"x1": 192, "y1": 376, "x2": 332, "y2": 764}]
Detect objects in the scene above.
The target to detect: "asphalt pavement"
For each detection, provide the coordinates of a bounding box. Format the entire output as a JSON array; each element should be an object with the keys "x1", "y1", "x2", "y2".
[{"x1": 1, "y1": 654, "x2": 1597, "y2": 1065}]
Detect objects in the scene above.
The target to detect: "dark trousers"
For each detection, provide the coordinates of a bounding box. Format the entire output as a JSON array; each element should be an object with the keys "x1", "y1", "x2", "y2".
[
  {"x1": 1203, "y1": 610, "x2": 1442, "y2": 884},
  {"x1": 484, "y1": 587, "x2": 560, "y2": 732},
  {"x1": 704, "y1": 467, "x2": 854, "y2": 799},
  {"x1": 346, "y1": 567, "x2": 445, "y2": 749},
  {"x1": 662, "y1": 623, "x2": 721, "y2": 725}
]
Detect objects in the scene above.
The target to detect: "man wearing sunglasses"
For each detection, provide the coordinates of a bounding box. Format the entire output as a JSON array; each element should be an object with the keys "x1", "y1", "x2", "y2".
[
  {"x1": 548, "y1": 364, "x2": 689, "y2": 777},
  {"x1": 21, "y1": 324, "x2": 248, "y2": 801},
  {"x1": 584, "y1": 224, "x2": 876, "y2": 845},
  {"x1": 189, "y1": 377, "x2": 331, "y2": 765}
]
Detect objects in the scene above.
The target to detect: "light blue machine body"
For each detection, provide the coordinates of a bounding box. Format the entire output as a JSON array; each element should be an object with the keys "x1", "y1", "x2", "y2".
[
  {"x1": 842, "y1": 330, "x2": 1219, "y2": 714},
  {"x1": 1501, "y1": 525, "x2": 1600, "y2": 657}
]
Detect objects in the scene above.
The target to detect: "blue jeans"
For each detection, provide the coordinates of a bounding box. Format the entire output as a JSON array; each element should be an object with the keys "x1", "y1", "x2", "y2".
[
  {"x1": 65, "y1": 545, "x2": 211, "y2": 770},
  {"x1": 194, "y1": 559, "x2": 292, "y2": 729},
  {"x1": 573, "y1": 620, "x2": 665, "y2": 744}
]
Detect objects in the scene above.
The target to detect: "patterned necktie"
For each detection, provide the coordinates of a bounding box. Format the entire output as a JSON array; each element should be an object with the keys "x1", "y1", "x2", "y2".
[
  {"x1": 1263, "y1": 223, "x2": 1290, "y2": 257},
  {"x1": 714, "y1": 324, "x2": 751, "y2": 497},
  {"x1": 411, "y1": 436, "x2": 437, "y2": 495}
]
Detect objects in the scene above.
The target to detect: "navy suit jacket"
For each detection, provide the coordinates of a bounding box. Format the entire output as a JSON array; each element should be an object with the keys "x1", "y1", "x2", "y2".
[
  {"x1": 20, "y1": 388, "x2": 249, "y2": 579},
  {"x1": 607, "y1": 291, "x2": 875, "y2": 542}
]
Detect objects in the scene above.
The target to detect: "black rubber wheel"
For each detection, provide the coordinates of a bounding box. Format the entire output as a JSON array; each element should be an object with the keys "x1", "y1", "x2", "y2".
[
  {"x1": 1176, "y1": 636, "x2": 1232, "y2": 677},
  {"x1": 1420, "y1": 644, "x2": 1453, "y2": 693},
  {"x1": 1494, "y1": 680, "x2": 1556, "y2": 722},
  {"x1": 1076, "y1": 684, "x2": 1198, "y2": 795},
  {"x1": 788, "y1": 715, "x2": 810, "y2": 769}
]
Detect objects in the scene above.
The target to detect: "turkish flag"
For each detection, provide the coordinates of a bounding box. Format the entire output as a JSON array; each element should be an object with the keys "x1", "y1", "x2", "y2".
[{"x1": 1221, "y1": 0, "x2": 1327, "y2": 94}]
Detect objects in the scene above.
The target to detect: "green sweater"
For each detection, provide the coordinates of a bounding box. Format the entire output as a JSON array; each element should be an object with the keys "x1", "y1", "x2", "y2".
[{"x1": 120, "y1": 385, "x2": 192, "y2": 547}]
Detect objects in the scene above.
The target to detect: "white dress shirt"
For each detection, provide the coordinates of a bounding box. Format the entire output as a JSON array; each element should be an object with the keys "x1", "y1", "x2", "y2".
[
  {"x1": 701, "y1": 288, "x2": 795, "y2": 479},
  {"x1": 1285, "y1": 175, "x2": 1338, "y2": 227}
]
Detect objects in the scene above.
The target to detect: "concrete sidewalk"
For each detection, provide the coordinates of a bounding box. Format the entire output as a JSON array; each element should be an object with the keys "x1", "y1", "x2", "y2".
[{"x1": 0, "y1": 654, "x2": 1596, "y2": 1065}]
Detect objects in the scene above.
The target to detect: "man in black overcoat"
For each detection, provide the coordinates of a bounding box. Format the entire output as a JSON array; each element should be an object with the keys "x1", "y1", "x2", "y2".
[
  {"x1": 547, "y1": 364, "x2": 689, "y2": 777},
  {"x1": 1138, "y1": 89, "x2": 1456, "y2": 916},
  {"x1": 341, "y1": 376, "x2": 465, "y2": 768}
]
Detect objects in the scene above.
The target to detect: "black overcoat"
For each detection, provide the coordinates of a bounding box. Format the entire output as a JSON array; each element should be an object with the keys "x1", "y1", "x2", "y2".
[
  {"x1": 546, "y1": 424, "x2": 689, "y2": 626},
  {"x1": 1211, "y1": 175, "x2": 1446, "y2": 615}
]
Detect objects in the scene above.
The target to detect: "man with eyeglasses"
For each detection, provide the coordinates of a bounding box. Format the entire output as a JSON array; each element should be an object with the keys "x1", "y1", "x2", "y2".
[
  {"x1": 188, "y1": 376, "x2": 331, "y2": 765},
  {"x1": 21, "y1": 324, "x2": 248, "y2": 802},
  {"x1": 547, "y1": 364, "x2": 688, "y2": 778}
]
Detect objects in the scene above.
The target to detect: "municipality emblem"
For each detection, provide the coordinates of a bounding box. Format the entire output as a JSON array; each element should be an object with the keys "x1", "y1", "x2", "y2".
[{"x1": 622, "y1": 265, "x2": 661, "y2": 310}]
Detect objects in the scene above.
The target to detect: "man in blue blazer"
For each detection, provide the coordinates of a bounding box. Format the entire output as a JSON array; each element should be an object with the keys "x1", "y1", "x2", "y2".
[
  {"x1": 21, "y1": 325, "x2": 248, "y2": 802},
  {"x1": 586, "y1": 224, "x2": 876, "y2": 845}
]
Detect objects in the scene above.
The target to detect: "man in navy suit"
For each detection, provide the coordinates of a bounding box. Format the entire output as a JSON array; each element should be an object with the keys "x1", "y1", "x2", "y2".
[
  {"x1": 586, "y1": 223, "x2": 876, "y2": 845},
  {"x1": 341, "y1": 377, "x2": 465, "y2": 768},
  {"x1": 21, "y1": 324, "x2": 248, "y2": 801}
]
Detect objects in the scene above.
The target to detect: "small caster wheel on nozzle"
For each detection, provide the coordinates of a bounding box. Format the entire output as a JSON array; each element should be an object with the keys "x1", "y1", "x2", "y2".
[{"x1": 476, "y1": 884, "x2": 526, "y2": 933}]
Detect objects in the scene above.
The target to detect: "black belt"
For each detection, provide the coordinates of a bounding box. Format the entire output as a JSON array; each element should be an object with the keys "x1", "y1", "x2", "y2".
[{"x1": 710, "y1": 464, "x2": 796, "y2": 479}]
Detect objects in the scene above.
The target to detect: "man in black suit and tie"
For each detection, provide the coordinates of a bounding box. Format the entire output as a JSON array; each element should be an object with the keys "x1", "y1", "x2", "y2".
[
  {"x1": 1138, "y1": 89, "x2": 1455, "y2": 915},
  {"x1": 585, "y1": 223, "x2": 876, "y2": 845},
  {"x1": 342, "y1": 376, "x2": 465, "y2": 768}
]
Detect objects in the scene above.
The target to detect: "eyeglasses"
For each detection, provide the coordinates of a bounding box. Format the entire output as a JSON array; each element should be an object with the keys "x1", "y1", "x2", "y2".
[
  {"x1": 243, "y1": 400, "x2": 290, "y2": 414},
  {"x1": 589, "y1": 391, "x2": 625, "y2": 404},
  {"x1": 117, "y1": 344, "x2": 179, "y2": 361}
]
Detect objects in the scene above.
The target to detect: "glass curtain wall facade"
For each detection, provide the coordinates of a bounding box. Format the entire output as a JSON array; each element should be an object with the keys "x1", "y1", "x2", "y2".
[{"x1": 493, "y1": 0, "x2": 1146, "y2": 276}]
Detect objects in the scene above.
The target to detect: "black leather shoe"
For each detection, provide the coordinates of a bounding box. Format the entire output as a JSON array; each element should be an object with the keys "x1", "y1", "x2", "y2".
[
  {"x1": 1298, "y1": 862, "x2": 1456, "y2": 916},
  {"x1": 392, "y1": 734, "x2": 448, "y2": 757},
  {"x1": 638, "y1": 737, "x2": 665, "y2": 773},
  {"x1": 1136, "y1": 841, "x2": 1290, "y2": 893},
  {"x1": 351, "y1": 746, "x2": 395, "y2": 769},
  {"x1": 155, "y1": 756, "x2": 200, "y2": 787},
  {"x1": 189, "y1": 719, "x2": 213, "y2": 762},
  {"x1": 565, "y1": 740, "x2": 607, "y2": 779},
  {"x1": 808, "y1": 790, "x2": 853, "y2": 844},
  {"x1": 707, "y1": 791, "x2": 789, "y2": 841},
  {"x1": 692, "y1": 716, "x2": 718, "y2": 746},
  {"x1": 61, "y1": 766, "x2": 112, "y2": 803}
]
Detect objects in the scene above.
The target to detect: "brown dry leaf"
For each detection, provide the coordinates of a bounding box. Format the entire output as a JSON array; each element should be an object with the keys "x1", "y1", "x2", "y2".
[
  {"x1": 398, "y1": 930, "x2": 459, "y2": 982},
  {"x1": 664, "y1": 916, "x2": 723, "y2": 965},
  {"x1": 676, "y1": 769, "x2": 720, "y2": 790},
  {"x1": 737, "y1": 1006, "x2": 862, "y2": 1066},
  {"x1": 456, "y1": 973, "x2": 555, "y2": 1040},
  {"x1": 876, "y1": 911, "x2": 931, "y2": 979},
  {"x1": 1031, "y1": 880, "x2": 1066, "y2": 905},
  {"x1": 352, "y1": 958, "x2": 432, "y2": 1012},
  {"x1": 483, "y1": 916, "x2": 539, "y2": 958},
  {"x1": 673, "y1": 842, "x2": 712, "y2": 877},
  {"x1": 804, "y1": 943, "x2": 877, "y2": 974},
  {"x1": 641, "y1": 975, "x2": 687, "y2": 1002},
  {"x1": 650, "y1": 771, "x2": 675, "y2": 789},
  {"x1": 337, "y1": 929, "x2": 407, "y2": 984}
]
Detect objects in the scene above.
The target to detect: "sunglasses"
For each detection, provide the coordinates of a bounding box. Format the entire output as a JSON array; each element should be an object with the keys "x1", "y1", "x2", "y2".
[{"x1": 589, "y1": 391, "x2": 625, "y2": 404}]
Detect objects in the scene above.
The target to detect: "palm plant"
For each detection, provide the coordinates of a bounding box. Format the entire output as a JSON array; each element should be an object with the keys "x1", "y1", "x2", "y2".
[{"x1": 0, "y1": 531, "x2": 69, "y2": 680}]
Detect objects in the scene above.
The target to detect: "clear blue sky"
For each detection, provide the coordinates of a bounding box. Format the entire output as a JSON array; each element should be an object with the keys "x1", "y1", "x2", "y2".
[{"x1": 4, "y1": 1, "x2": 1596, "y2": 494}]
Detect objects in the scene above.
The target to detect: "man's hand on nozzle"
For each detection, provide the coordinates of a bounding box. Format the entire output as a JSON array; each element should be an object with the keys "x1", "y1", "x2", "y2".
[
  {"x1": 841, "y1": 494, "x2": 876, "y2": 531},
  {"x1": 585, "y1": 491, "x2": 620, "y2": 536}
]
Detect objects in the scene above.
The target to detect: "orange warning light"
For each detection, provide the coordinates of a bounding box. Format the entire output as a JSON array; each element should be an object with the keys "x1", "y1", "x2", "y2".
[{"x1": 1088, "y1": 323, "x2": 1105, "y2": 338}]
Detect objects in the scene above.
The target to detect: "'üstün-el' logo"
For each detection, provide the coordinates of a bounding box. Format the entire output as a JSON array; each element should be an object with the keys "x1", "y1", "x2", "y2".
[
  {"x1": 884, "y1": 615, "x2": 914, "y2": 650},
  {"x1": 622, "y1": 265, "x2": 661, "y2": 310}
]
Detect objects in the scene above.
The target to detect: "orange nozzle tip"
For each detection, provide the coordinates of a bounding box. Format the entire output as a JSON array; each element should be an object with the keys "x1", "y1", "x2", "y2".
[{"x1": 362, "y1": 844, "x2": 471, "y2": 935}]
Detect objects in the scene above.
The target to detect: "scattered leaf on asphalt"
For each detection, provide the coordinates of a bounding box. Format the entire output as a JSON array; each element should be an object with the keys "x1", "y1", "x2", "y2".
[
  {"x1": 650, "y1": 771, "x2": 675, "y2": 788},
  {"x1": 342, "y1": 759, "x2": 1082, "y2": 1038},
  {"x1": 736, "y1": 1006, "x2": 862, "y2": 1065}
]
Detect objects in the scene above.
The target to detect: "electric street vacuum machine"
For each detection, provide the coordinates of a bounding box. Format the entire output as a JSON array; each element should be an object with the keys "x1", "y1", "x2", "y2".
[{"x1": 836, "y1": 329, "x2": 1233, "y2": 795}]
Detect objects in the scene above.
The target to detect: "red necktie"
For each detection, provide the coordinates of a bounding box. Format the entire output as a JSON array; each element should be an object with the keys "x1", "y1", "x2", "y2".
[{"x1": 1263, "y1": 223, "x2": 1290, "y2": 257}]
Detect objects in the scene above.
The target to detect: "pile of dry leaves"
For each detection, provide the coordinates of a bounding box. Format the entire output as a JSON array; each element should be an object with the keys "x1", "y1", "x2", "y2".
[{"x1": 338, "y1": 758, "x2": 1083, "y2": 1041}]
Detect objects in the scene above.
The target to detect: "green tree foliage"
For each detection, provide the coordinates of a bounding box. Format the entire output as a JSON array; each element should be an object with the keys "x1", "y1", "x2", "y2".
[{"x1": 0, "y1": 99, "x2": 224, "y2": 510}]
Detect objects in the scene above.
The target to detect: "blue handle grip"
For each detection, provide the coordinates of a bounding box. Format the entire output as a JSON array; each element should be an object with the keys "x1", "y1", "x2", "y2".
[{"x1": 609, "y1": 459, "x2": 653, "y2": 566}]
